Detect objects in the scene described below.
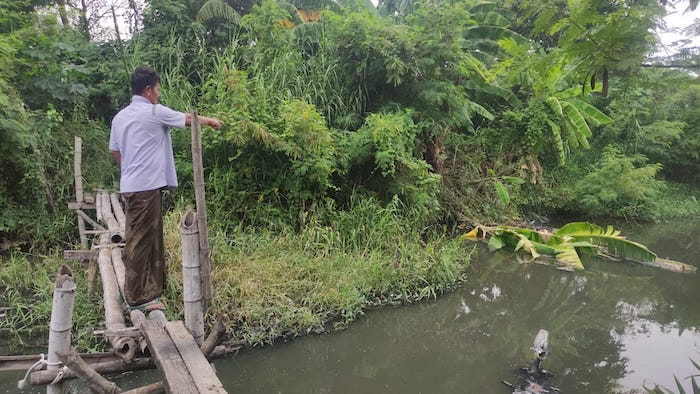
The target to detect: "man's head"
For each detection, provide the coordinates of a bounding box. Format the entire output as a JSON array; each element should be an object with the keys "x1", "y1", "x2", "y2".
[{"x1": 131, "y1": 67, "x2": 160, "y2": 104}]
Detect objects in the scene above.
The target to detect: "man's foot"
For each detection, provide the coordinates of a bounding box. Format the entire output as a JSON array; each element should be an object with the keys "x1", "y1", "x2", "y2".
[{"x1": 128, "y1": 298, "x2": 166, "y2": 313}]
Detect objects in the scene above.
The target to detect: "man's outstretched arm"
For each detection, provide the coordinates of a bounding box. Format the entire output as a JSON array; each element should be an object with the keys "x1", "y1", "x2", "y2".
[{"x1": 185, "y1": 113, "x2": 223, "y2": 129}]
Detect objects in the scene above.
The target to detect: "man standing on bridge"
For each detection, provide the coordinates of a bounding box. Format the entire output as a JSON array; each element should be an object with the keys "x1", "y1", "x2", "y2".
[{"x1": 109, "y1": 66, "x2": 222, "y2": 314}]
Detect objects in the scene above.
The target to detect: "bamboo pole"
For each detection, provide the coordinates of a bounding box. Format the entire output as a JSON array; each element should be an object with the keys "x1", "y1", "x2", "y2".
[
  {"x1": 27, "y1": 342, "x2": 245, "y2": 386},
  {"x1": 30, "y1": 357, "x2": 154, "y2": 385},
  {"x1": 97, "y1": 233, "x2": 136, "y2": 362},
  {"x1": 100, "y1": 191, "x2": 127, "y2": 294},
  {"x1": 180, "y1": 207, "x2": 204, "y2": 344},
  {"x1": 100, "y1": 191, "x2": 124, "y2": 244},
  {"x1": 111, "y1": 247, "x2": 127, "y2": 296},
  {"x1": 76, "y1": 209, "x2": 105, "y2": 231},
  {"x1": 47, "y1": 264, "x2": 76, "y2": 394},
  {"x1": 56, "y1": 349, "x2": 121, "y2": 394},
  {"x1": 73, "y1": 137, "x2": 84, "y2": 204},
  {"x1": 96, "y1": 189, "x2": 103, "y2": 223},
  {"x1": 74, "y1": 137, "x2": 88, "y2": 249},
  {"x1": 191, "y1": 112, "x2": 213, "y2": 310},
  {"x1": 28, "y1": 341, "x2": 244, "y2": 386},
  {"x1": 110, "y1": 192, "x2": 126, "y2": 232},
  {"x1": 128, "y1": 308, "x2": 151, "y2": 354}
]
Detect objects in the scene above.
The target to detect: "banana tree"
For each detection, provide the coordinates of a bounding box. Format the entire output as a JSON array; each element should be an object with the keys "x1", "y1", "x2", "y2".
[
  {"x1": 464, "y1": 222, "x2": 697, "y2": 273},
  {"x1": 494, "y1": 38, "x2": 613, "y2": 166}
]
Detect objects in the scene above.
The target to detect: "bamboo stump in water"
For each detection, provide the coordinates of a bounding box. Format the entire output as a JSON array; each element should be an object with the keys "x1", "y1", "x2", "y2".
[
  {"x1": 180, "y1": 208, "x2": 204, "y2": 344},
  {"x1": 47, "y1": 265, "x2": 76, "y2": 394}
]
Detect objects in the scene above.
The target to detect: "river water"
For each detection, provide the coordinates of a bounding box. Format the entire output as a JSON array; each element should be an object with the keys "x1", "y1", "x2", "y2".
[{"x1": 3, "y1": 221, "x2": 699, "y2": 393}]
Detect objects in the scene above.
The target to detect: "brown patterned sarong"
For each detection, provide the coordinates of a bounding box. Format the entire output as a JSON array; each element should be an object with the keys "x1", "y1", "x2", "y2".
[{"x1": 122, "y1": 189, "x2": 166, "y2": 306}]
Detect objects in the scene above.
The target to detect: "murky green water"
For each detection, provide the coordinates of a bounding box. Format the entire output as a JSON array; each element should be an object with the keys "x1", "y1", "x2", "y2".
[{"x1": 3, "y1": 221, "x2": 699, "y2": 393}]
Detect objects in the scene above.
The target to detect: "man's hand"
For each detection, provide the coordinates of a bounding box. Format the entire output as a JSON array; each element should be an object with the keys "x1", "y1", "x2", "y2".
[
  {"x1": 202, "y1": 116, "x2": 223, "y2": 129},
  {"x1": 185, "y1": 113, "x2": 224, "y2": 129}
]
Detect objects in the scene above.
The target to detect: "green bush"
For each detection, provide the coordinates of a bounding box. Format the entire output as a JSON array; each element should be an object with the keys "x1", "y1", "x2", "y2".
[{"x1": 574, "y1": 145, "x2": 663, "y2": 219}]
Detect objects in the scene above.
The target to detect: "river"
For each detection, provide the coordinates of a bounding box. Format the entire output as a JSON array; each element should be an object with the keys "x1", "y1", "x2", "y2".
[{"x1": 2, "y1": 220, "x2": 699, "y2": 393}]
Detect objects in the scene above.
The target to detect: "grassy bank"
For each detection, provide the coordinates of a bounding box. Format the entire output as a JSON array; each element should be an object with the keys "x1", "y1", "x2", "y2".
[{"x1": 0, "y1": 197, "x2": 473, "y2": 351}]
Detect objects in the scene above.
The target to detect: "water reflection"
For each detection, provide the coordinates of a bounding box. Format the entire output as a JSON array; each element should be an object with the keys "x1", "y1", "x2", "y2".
[{"x1": 615, "y1": 317, "x2": 700, "y2": 391}]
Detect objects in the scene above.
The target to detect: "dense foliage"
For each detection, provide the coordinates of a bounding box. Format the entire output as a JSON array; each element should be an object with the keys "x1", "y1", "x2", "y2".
[
  {"x1": 1, "y1": 0, "x2": 700, "y2": 352},
  {"x1": 1, "y1": 0, "x2": 699, "y2": 247}
]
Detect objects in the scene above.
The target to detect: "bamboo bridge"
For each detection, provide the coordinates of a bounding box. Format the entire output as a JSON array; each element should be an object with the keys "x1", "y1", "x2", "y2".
[{"x1": 3, "y1": 116, "x2": 239, "y2": 393}]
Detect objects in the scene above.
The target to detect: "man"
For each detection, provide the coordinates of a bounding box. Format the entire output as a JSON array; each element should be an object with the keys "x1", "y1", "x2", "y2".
[{"x1": 109, "y1": 66, "x2": 222, "y2": 314}]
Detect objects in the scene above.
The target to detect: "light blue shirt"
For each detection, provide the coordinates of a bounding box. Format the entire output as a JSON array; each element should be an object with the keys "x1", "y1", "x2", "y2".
[{"x1": 109, "y1": 95, "x2": 186, "y2": 193}]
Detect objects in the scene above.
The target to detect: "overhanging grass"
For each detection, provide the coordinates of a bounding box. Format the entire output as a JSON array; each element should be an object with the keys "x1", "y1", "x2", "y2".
[
  {"x1": 1, "y1": 197, "x2": 474, "y2": 350},
  {"x1": 164, "y1": 197, "x2": 474, "y2": 346}
]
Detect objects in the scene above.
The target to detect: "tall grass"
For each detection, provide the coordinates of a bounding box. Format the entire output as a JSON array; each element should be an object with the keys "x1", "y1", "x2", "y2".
[
  {"x1": 163, "y1": 195, "x2": 473, "y2": 347},
  {"x1": 0, "y1": 252, "x2": 108, "y2": 352},
  {"x1": 1, "y1": 196, "x2": 473, "y2": 351},
  {"x1": 651, "y1": 182, "x2": 700, "y2": 220}
]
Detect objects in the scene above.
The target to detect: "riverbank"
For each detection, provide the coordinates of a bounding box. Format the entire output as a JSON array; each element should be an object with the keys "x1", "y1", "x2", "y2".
[
  {"x1": 3, "y1": 182, "x2": 700, "y2": 353},
  {"x1": 0, "y1": 197, "x2": 473, "y2": 352}
]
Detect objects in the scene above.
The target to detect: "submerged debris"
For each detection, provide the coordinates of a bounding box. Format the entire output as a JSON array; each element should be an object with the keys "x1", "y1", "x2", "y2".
[{"x1": 502, "y1": 329, "x2": 560, "y2": 393}]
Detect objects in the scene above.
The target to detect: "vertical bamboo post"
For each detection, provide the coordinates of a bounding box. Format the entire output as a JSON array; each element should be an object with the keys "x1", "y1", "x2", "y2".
[
  {"x1": 191, "y1": 112, "x2": 212, "y2": 310},
  {"x1": 74, "y1": 137, "x2": 88, "y2": 250},
  {"x1": 180, "y1": 207, "x2": 204, "y2": 344},
  {"x1": 74, "y1": 136, "x2": 98, "y2": 297},
  {"x1": 47, "y1": 264, "x2": 76, "y2": 394}
]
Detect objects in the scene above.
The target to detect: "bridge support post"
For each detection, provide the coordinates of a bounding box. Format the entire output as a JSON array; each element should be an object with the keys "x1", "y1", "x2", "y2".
[
  {"x1": 47, "y1": 265, "x2": 76, "y2": 394},
  {"x1": 180, "y1": 208, "x2": 204, "y2": 344}
]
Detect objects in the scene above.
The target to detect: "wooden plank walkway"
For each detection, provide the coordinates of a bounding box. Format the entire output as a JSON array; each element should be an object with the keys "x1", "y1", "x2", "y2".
[{"x1": 141, "y1": 320, "x2": 227, "y2": 394}]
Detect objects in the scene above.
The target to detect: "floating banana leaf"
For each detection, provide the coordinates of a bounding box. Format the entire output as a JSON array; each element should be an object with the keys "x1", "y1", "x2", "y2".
[
  {"x1": 554, "y1": 222, "x2": 657, "y2": 263},
  {"x1": 484, "y1": 226, "x2": 584, "y2": 269},
  {"x1": 464, "y1": 222, "x2": 697, "y2": 273}
]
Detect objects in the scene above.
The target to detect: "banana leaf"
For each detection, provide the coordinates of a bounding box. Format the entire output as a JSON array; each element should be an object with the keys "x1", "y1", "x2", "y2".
[
  {"x1": 464, "y1": 222, "x2": 696, "y2": 273},
  {"x1": 490, "y1": 227, "x2": 585, "y2": 269},
  {"x1": 554, "y1": 222, "x2": 657, "y2": 263}
]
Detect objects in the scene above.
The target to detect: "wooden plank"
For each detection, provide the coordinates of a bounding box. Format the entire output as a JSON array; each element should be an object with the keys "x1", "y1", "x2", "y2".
[
  {"x1": 140, "y1": 320, "x2": 198, "y2": 394},
  {"x1": 165, "y1": 321, "x2": 226, "y2": 393},
  {"x1": 68, "y1": 202, "x2": 96, "y2": 210},
  {"x1": 63, "y1": 249, "x2": 97, "y2": 261},
  {"x1": 100, "y1": 326, "x2": 142, "y2": 338}
]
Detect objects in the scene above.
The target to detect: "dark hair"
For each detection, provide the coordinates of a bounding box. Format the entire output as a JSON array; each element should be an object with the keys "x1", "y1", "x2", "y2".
[{"x1": 131, "y1": 67, "x2": 159, "y2": 95}]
